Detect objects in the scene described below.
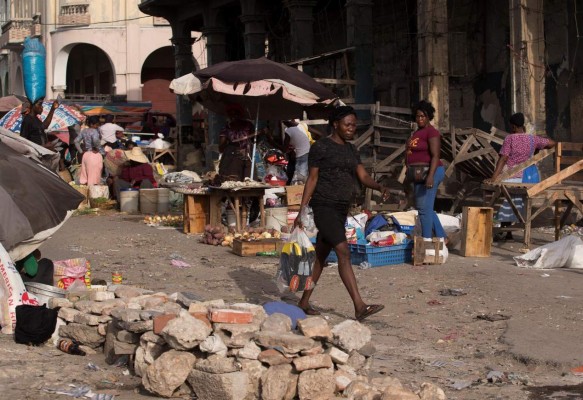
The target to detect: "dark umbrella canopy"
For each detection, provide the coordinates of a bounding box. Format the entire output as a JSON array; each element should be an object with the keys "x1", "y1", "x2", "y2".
[
  {"x1": 171, "y1": 57, "x2": 338, "y2": 120},
  {"x1": 193, "y1": 58, "x2": 337, "y2": 101},
  {"x1": 0, "y1": 141, "x2": 85, "y2": 254}
]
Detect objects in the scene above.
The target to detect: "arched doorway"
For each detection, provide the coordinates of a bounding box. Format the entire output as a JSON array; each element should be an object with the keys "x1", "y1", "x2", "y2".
[
  {"x1": 66, "y1": 44, "x2": 114, "y2": 99},
  {"x1": 141, "y1": 47, "x2": 175, "y2": 115}
]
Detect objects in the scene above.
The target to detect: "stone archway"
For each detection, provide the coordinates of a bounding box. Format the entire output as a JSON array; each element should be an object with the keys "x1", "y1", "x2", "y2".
[
  {"x1": 54, "y1": 43, "x2": 115, "y2": 99},
  {"x1": 141, "y1": 46, "x2": 176, "y2": 114}
]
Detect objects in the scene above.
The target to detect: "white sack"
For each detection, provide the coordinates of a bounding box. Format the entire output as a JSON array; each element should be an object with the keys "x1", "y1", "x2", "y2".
[{"x1": 514, "y1": 235, "x2": 583, "y2": 269}]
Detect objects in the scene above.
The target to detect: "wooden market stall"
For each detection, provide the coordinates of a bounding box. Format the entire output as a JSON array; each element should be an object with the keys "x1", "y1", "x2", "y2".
[{"x1": 482, "y1": 142, "x2": 583, "y2": 248}]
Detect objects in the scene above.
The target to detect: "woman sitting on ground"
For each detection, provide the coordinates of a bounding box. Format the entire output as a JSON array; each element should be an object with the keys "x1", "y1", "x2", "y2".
[{"x1": 113, "y1": 146, "x2": 156, "y2": 201}]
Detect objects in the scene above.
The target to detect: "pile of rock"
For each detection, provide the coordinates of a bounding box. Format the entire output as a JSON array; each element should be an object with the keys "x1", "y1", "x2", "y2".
[{"x1": 51, "y1": 285, "x2": 446, "y2": 399}]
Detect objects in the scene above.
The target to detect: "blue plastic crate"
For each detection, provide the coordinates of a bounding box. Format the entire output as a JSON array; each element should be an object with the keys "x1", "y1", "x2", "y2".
[
  {"x1": 353, "y1": 239, "x2": 413, "y2": 267},
  {"x1": 309, "y1": 237, "x2": 362, "y2": 264}
]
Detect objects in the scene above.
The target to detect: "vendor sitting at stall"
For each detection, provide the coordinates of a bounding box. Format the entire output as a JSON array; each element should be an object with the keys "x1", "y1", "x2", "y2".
[
  {"x1": 218, "y1": 103, "x2": 255, "y2": 180},
  {"x1": 16, "y1": 250, "x2": 54, "y2": 286},
  {"x1": 113, "y1": 146, "x2": 156, "y2": 202}
]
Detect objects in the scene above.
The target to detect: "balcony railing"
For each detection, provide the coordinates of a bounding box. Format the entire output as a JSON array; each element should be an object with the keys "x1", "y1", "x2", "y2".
[
  {"x1": 0, "y1": 18, "x2": 34, "y2": 49},
  {"x1": 59, "y1": 4, "x2": 91, "y2": 26}
]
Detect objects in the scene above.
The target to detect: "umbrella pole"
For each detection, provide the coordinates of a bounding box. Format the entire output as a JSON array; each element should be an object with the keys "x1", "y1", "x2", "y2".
[{"x1": 249, "y1": 102, "x2": 260, "y2": 181}]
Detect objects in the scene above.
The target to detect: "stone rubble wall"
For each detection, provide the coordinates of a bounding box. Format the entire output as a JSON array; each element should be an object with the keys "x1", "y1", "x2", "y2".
[{"x1": 50, "y1": 285, "x2": 447, "y2": 399}]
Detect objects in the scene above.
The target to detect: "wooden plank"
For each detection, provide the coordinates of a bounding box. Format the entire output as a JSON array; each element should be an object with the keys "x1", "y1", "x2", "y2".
[
  {"x1": 378, "y1": 106, "x2": 413, "y2": 115},
  {"x1": 495, "y1": 148, "x2": 555, "y2": 183},
  {"x1": 501, "y1": 185, "x2": 525, "y2": 224},
  {"x1": 558, "y1": 156, "x2": 582, "y2": 166},
  {"x1": 529, "y1": 192, "x2": 558, "y2": 221},
  {"x1": 461, "y1": 207, "x2": 493, "y2": 257},
  {"x1": 565, "y1": 190, "x2": 583, "y2": 214},
  {"x1": 374, "y1": 142, "x2": 405, "y2": 149},
  {"x1": 351, "y1": 125, "x2": 374, "y2": 149},
  {"x1": 524, "y1": 197, "x2": 533, "y2": 248},
  {"x1": 527, "y1": 159, "x2": 583, "y2": 197},
  {"x1": 454, "y1": 147, "x2": 498, "y2": 163},
  {"x1": 445, "y1": 134, "x2": 476, "y2": 178},
  {"x1": 559, "y1": 142, "x2": 583, "y2": 151}
]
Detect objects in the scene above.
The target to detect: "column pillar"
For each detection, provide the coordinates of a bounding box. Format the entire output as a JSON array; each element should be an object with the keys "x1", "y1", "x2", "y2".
[
  {"x1": 346, "y1": 0, "x2": 374, "y2": 105},
  {"x1": 170, "y1": 22, "x2": 195, "y2": 166},
  {"x1": 203, "y1": 26, "x2": 228, "y2": 168},
  {"x1": 284, "y1": 0, "x2": 316, "y2": 65},
  {"x1": 240, "y1": 14, "x2": 266, "y2": 59},
  {"x1": 509, "y1": 0, "x2": 546, "y2": 134},
  {"x1": 417, "y1": 0, "x2": 449, "y2": 132}
]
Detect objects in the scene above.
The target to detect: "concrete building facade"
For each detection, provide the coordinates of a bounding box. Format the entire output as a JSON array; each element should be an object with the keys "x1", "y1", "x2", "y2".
[{"x1": 0, "y1": 0, "x2": 205, "y2": 115}]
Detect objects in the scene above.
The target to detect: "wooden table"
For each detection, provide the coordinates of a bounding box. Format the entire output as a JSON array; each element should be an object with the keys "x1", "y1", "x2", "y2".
[
  {"x1": 210, "y1": 187, "x2": 267, "y2": 232},
  {"x1": 181, "y1": 187, "x2": 268, "y2": 233}
]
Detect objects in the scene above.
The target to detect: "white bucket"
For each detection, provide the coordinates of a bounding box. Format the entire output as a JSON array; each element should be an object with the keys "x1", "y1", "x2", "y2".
[
  {"x1": 265, "y1": 207, "x2": 288, "y2": 231},
  {"x1": 24, "y1": 282, "x2": 66, "y2": 307},
  {"x1": 140, "y1": 189, "x2": 158, "y2": 214},
  {"x1": 120, "y1": 189, "x2": 139, "y2": 213},
  {"x1": 226, "y1": 209, "x2": 236, "y2": 227},
  {"x1": 157, "y1": 188, "x2": 170, "y2": 213}
]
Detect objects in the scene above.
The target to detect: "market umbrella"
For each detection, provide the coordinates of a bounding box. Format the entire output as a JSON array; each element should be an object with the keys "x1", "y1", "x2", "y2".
[
  {"x1": 0, "y1": 141, "x2": 85, "y2": 261},
  {"x1": 0, "y1": 126, "x2": 60, "y2": 171},
  {"x1": 0, "y1": 95, "x2": 23, "y2": 112},
  {"x1": 0, "y1": 101, "x2": 86, "y2": 133},
  {"x1": 170, "y1": 57, "x2": 337, "y2": 120},
  {"x1": 170, "y1": 57, "x2": 338, "y2": 178}
]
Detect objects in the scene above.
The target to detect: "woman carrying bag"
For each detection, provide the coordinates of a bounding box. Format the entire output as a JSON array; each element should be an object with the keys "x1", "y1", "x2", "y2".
[{"x1": 406, "y1": 100, "x2": 446, "y2": 244}]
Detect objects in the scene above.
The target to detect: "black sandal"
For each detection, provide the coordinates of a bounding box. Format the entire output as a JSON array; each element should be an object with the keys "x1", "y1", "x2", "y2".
[
  {"x1": 299, "y1": 305, "x2": 321, "y2": 316},
  {"x1": 356, "y1": 304, "x2": 385, "y2": 322}
]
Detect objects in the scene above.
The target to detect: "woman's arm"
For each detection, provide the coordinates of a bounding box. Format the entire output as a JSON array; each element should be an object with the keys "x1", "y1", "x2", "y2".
[
  {"x1": 294, "y1": 166, "x2": 319, "y2": 228},
  {"x1": 42, "y1": 101, "x2": 59, "y2": 130},
  {"x1": 355, "y1": 164, "x2": 388, "y2": 200},
  {"x1": 424, "y1": 136, "x2": 441, "y2": 188}
]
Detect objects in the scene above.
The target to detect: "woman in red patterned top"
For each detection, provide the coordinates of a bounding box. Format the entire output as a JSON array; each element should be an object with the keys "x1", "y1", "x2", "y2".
[
  {"x1": 218, "y1": 103, "x2": 255, "y2": 181},
  {"x1": 487, "y1": 113, "x2": 555, "y2": 240},
  {"x1": 406, "y1": 100, "x2": 446, "y2": 240}
]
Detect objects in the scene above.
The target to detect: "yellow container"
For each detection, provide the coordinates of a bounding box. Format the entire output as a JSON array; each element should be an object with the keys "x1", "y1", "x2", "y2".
[{"x1": 112, "y1": 272, "x2": 122, "y2": 285}]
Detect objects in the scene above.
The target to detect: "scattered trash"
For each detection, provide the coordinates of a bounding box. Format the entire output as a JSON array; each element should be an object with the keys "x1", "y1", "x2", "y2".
[
  {"x1": 170, "y1": 259, "x2": 191, "y2": 269},
  {"x1": 41, "y1": 385, "x2": 92, "y2": 398},
  {"x1": 418, "y1": 287, "x2": 429, "y2": 293},
  {"x1": 571, "y1": 365, "x2": 583, "y2": 376},
  {"x1": 487, "y1": 370, "x2": 505, "y2": 383},
  {"x1": 556, "y1": 295, "x2": 573, "y2": 299},
  {"x1": 472, "y1": 263, "x2": 478, "y2": 267},
  {"x1": 476, "y1": 313, "x2": 511, "y2": 322},
  {"x1": 441, "y1": 331, "x2": 459, "y2": 341},
  {"x1": 85, "y1": 362, "x2": 100, "y2": 371},
  {"x1": 439, "y1": 288, "x2": 467, "y2": 296},
  {"x1": 541, "y1": 273, "x2": 550, "y2": 277},
  {"x1": 113, "y1": 355, "x2": 129, "y2": 367},
  {"x1": 400, "y1": 294, "x2": 415, "y2": 300},
  {"x1": 121, "y1": 369, "x2": 130, "y2": 376},
  {"x1": 358, "y1": 261, "x2": 372, "y2": 269},
  {"x1": 427, "y1": 300, "x2": 444, "y2": 306},
  {"x1": 450, "y1": 380, "x2": 473, "y2": 390}
]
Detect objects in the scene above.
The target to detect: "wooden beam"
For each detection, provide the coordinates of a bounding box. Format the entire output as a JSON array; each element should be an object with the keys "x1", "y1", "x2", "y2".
[
  {"x1": 527, "y1": 159, "x2": 583, "y2": 197},
  {"x1": 501, "y1": 185, "x2": 525, "y2": 224},
  {"x1": 529, "y1": 192, "x2": 558, "y2": 221},
  {"x1": 565, "y1": 190, "x2": 583, "y2": 214},
  {"x1": 373, "y1": 144, "x2": 407, "y2": 170},
  {"x1": 313, "y1": 78, "x2": 357, "y2": 85},
  {"x1": 377, "y1": 106, "x2": 413, "y2": 115},
  {"x1": 445, "y1": 134, "x2": 476, "y2": 177},
  {"x1": 495, "y1": 148, "x2": 555, "y2": 183},
  {"x1": 454, "y1": 147, "x2": 498, "y2": 163},
  {"x1": 351, "y1": 126, "x2": 374, "y2": 149}
]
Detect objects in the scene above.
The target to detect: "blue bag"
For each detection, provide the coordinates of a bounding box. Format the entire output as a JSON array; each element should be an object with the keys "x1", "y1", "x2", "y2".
[
  {"x1": 22, "y1": 37, "x2": 47, "y2": 103},
  {"x1": 522, "y1": 135, "x2": 540, "y2": 183},
  {"x1": 364, "y1": 214, "x2": 389, "y2": 237}
]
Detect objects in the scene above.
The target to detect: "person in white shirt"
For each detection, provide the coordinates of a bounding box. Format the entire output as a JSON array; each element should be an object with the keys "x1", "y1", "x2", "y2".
[
  {"x1": 99, "y1": 114, "x2": 124, "y2": 146},
  {"x1": 283, "y1": 120, "x2": 314, "y2": 181}
]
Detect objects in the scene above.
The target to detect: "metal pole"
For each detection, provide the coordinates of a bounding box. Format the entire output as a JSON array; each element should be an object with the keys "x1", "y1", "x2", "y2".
[{"x1": 249, "y1": 101, "x2": 260, "y2": 180}]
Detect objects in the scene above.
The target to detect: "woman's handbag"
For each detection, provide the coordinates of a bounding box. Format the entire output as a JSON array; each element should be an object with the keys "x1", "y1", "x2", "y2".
[{"x1": 407, "y1": 165, "x2": 430, "y2": 183}]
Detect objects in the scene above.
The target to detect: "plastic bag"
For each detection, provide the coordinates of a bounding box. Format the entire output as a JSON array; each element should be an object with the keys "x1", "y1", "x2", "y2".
[
  {"x1": 22, "y1": 37, "x2": 47, "y2": 103},
  {"x1": 299, "y1": 206, "x2": 315, "y2": 232},
  {"x1": 275, "y1": 228, "x2": 316, "y2": 292}
]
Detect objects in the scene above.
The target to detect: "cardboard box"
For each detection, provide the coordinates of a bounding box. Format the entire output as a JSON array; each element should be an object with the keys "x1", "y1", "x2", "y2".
[{"x1": 285, "y1": 185, "x2": 304, "y2": 206}]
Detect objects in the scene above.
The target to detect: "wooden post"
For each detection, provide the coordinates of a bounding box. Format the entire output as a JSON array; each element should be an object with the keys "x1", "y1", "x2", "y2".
[{"x1": 524, "y1": 198, "x2": 533, "y2": 248}]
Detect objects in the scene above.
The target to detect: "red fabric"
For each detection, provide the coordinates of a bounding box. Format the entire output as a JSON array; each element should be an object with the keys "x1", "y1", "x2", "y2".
[
  {"x1": 120, "y1": 163, "x2": 157, "y2": 187},
  {"x1": 406, "y1": 125, "x2": 443, "y2": 165}
]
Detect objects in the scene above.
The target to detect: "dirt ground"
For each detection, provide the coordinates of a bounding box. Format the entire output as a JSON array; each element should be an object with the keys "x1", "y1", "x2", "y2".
[{"x1": 2, "y1": 210, "x2": 583, "y2": 399}]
